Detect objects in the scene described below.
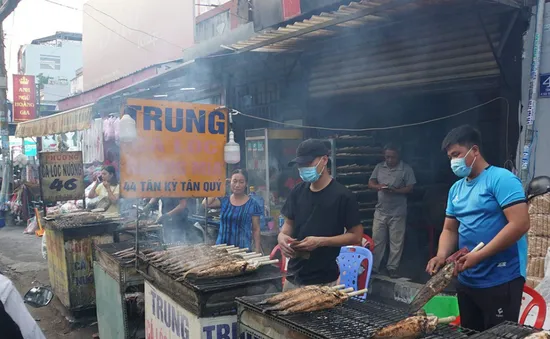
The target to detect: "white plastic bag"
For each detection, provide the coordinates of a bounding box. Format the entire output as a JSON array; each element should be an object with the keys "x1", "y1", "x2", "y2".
[
  {"x1": 531, "y1": 248, "x2": 550, "y2": 329},
  {"x1": 23, "y1": 217, "x2": 38, "y2": 234},
  {"x1": 41, "y1": 231, "x2": 47, "y2": 260}
]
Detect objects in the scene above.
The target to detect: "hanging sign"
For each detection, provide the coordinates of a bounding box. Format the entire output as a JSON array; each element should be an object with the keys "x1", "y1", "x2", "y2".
[
  {"x1": 120, "y1": 99, "x2": 227, "y2": 198},
  {"x1": 12, "y1": 75, "x2": 37, "y2": 122},
  {"x1": 39, "y1": 151, "x2": 85, "y2": 203}
]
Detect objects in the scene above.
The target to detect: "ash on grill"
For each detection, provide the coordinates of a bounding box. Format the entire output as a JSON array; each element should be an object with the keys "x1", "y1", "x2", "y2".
[
  {"x1": 237, "y1": 294, "x2": 477, "y2": 339},
  {"x1": 469, "y1": 321, "x2": 549, "y2": 339},
  {"x1": 139, "y1": 244, "x2": 285, "y2": 317},
  {"x1": 45, "y1": 211, "x2": 121, "y2": 229}
]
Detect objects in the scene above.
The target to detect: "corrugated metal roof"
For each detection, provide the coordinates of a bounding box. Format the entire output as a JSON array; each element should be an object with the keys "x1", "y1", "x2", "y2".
[{"x1": 231, "y1": 0, "x2": 525, "y2": 52}]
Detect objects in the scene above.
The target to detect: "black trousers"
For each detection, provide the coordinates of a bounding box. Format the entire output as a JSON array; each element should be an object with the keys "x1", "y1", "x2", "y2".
[{"x1": 456, "y1": 276, "x2": 524, "y2": 332}]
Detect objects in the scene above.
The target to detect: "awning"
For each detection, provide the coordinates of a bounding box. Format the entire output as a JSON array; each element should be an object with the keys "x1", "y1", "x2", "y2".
[
  {"x1": 230, "y1": 0, "x2": 525, "y2": 53},
  {"x1": 15, "y1": 104, "x2": 94, "y2": 138}
]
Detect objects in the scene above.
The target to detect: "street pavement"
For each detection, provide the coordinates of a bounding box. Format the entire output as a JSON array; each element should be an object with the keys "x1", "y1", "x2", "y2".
[{"x1": 0, "y1": 223, "x2": 96, "y2": 338}]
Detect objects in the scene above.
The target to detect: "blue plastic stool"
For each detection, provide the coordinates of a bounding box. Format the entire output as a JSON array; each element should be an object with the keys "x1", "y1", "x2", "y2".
[{"x1": 337, "y1": 246, "x2": 373, "y2": 300}]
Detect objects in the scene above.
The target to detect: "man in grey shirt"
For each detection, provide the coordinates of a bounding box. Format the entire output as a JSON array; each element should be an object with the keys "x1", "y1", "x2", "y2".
[{"x1": 368, "y1": 143, "x2": 416, "y2": 278}]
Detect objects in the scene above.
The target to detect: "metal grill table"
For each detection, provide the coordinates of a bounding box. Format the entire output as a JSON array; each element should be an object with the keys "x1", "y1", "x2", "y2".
[
  {"x1": 237, "y1": 294, "x2": 478, "y2": 339},
  {"x1": 142, "y1": 257, "x2": 286, "y2": 317},
  {"x1": 470, "y1": 321, "x2": 541, "y2": 339}
]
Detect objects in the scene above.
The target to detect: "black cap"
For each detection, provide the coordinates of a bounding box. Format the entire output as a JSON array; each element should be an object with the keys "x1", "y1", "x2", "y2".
[{"x1": 288, "y1": 139, "x2": 330, "y2": 167}]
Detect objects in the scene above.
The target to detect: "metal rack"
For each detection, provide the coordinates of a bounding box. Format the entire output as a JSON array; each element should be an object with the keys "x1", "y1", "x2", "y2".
[
  {"x1": 237, "y1": 294, "x2": 477, "y2": 339},
  {"x1": 469, "y1": 321, "x2": 541, "y2": 339},
  {"x1": 329, "y1": 135, "x2": 383, "y2": 234}
]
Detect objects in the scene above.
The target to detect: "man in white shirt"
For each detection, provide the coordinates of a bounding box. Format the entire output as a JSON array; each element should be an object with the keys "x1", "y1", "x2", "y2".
[{"x1": 0, "y1": 274, "x2": 46, "y2": 339}]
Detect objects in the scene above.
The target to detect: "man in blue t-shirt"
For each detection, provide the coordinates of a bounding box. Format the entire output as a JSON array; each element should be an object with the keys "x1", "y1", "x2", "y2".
[{"x1": 426, "y1": 125, "x2": 529, "y2": 331}]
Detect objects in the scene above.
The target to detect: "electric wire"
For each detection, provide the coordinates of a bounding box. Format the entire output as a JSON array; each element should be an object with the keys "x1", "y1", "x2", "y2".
[
  {"x1": 231, "y1": 96, "x2": 509, "y2": 132},
  {"x1": 83, "y1": 2, "x2": 185, "y2": 49}
]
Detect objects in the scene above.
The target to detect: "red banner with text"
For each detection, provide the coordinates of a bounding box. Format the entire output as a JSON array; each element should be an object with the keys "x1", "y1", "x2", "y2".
[{"x1": 12, "y1": 75, "x2": 37, "y2": 122}]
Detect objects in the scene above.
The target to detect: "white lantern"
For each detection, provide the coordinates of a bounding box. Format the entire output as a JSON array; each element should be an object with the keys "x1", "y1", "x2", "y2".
[
  {"x1": 119, "y1": 114, "x2": 137, "y2": 142},
  {"x1": 224, "y1": 130, "x2": 240, "y2": 164}
]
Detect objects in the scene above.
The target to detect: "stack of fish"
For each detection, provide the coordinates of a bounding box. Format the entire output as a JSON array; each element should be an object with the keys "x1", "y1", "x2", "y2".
[
  {"x1": 142, "y1": 244, "x2": 278, "y2": 280},
  {"x1": 258, "y1": 285, "x2": 367, "y2": 315}
]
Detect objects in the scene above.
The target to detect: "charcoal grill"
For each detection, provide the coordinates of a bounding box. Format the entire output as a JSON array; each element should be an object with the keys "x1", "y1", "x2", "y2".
[
  {"x1": 142, "y1": 257, "x2": 286, "y2": 317},
  {"x1": 237, "y1": 294, "x2": 478, "y2": 339},
  {"x1": 469, "y1": 321, "x2": 541, "y2": 339}
]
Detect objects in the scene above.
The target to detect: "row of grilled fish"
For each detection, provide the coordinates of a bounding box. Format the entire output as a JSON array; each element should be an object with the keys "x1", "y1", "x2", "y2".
[
  {"x1": 142, "y1": 244, "x2": 274, "y2": 280},
  {"x1": 259, "y1": 285, "x2": 364, "y2": 315}
]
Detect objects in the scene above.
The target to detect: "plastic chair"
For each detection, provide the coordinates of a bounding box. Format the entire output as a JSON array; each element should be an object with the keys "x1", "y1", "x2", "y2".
[
  {"x1": 519, "y1": 285, "x2": 547, "y2": 329},
  {"x1": 337, "y1": 246, "x2": 373, "y2": 300},
  {"x1": 361, "y1": 234, "x2": 374, "y2": 251},
  {"x1": 269, "y1": 245, "x2": 288, "y2": 284},
  {"x1": 452, "y1": 284, "x2": 546, "y2": 329}
]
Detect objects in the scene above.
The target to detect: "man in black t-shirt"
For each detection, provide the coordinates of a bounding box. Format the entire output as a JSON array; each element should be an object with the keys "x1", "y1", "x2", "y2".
[{"x1": 279, "y1": 139, "x2": 363, "y2": 290}]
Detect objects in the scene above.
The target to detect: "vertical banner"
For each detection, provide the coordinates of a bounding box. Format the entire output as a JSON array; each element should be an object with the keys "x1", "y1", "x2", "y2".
[
  {"x1": 120, "y1": 99, "x2": 227, "y2": 198},
  {"x1": 39, "y1": 151, "x2": 85, "y2": 203},
  {"x1": 12, "y1": 75, "x2": 37, "y2": 122}
]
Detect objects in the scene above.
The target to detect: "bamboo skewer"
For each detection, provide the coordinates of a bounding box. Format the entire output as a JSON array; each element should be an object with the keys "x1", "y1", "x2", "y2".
[
  {"x1": 227, "y1": 248, "x2": 248, "y2": 254},
  {"x1": 347, "y1": 288, "x2": 368, "y2": 297},
  {"x1": 437, "y1": 316, "x2": 457, "y2": 324}
]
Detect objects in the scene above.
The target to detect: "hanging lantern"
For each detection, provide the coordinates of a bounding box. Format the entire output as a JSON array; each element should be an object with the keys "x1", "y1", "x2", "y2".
[{"x1": 119, "y1": 114, "x2": 137, "y2": 142}]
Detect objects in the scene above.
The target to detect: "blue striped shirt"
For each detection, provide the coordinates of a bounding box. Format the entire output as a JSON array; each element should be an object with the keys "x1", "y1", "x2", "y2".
[{"x1": 216, "y1": 196, "x2": 262, "y2": 249}]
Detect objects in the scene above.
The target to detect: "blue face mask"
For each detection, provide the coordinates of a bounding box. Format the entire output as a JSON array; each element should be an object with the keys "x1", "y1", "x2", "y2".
[
  {"x1": 299, "y1": 159, "x2": 325, "y2": 183},
  {"x1": 450, "y1": 147, "x2": 476, "y2": 178}
]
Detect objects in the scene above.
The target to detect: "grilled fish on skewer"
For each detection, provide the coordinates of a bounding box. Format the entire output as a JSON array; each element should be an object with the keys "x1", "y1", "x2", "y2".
[
  {"x1": 183, "y1": 259, "x2": 279, "y2": 280},
  {"x1": 408, "y1": 242, "x2": 484, "y2": 314},
  {"x1": 264, "y1": 286, "x2": 337, "y2": 312},
  {"x1": 258, "y1": 285, "x2": 346, "y2": 305},
  {"x1": 113, "y1": 248, "x2": 134, "y2": 256},
  {"x1": 278, "y1": 290, "x2": 349, "y2": 315},
  {"x1": 372, "y1": 316, "x2": 456, "y2": 338},
  {"x1": 525, "y1": 332, "x2": 550, "y2": 339},
  {"x1": 181, "y1": 256, "x2": 270, "y2": 278},
  {"x1": 273, "y1": 288, "x2": 365, "y2": 315}
]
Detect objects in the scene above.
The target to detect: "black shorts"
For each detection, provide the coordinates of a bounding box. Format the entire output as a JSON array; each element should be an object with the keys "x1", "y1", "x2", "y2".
[{"x1": 456, "y1": 276, "x2": 524, "y2": 332}]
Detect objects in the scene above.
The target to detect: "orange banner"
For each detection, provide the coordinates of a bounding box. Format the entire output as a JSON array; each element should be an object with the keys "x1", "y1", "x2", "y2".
[
  {"x1": 120, "y1": 99, "x2": 228, "y2": 198},
  {"x1": 12, "y1": 75, "x2": 37, "y2": 122}
]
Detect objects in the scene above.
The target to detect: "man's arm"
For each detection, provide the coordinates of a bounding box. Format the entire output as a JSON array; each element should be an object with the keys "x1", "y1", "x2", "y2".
[
  {"x1": 368, "y1": 164, "x2": 382, "y2": 190},
  {"x1": 1, "y1": 276, "x2": 46, "y2": 339},
  {"x1": 477, "y1": 203, "x2": 529, "y2": 260},
  {"x1": 436, "y1": 217, "x2": 460, "y2": 258},
  {"x1": 391, "y1": 165, "x2": 416, "y2": 194},
  {"x1": 202, "y1": 197, "x2": 221, "y2": 208},
  {"x1": 166, "y1": 199, "x2": 187, "y2": 217},
  {"x1": 319, "y1": 225, "x2": 363, "y2": 247},
  {"x1": 278, "y1": 218, "x2": 296, "y2": 257}
]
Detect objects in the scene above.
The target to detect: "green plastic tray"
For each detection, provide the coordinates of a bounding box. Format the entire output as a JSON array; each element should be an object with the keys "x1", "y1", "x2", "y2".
[{"x1": 422, "y1": 295, "x2": 460, "y2": 318}]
